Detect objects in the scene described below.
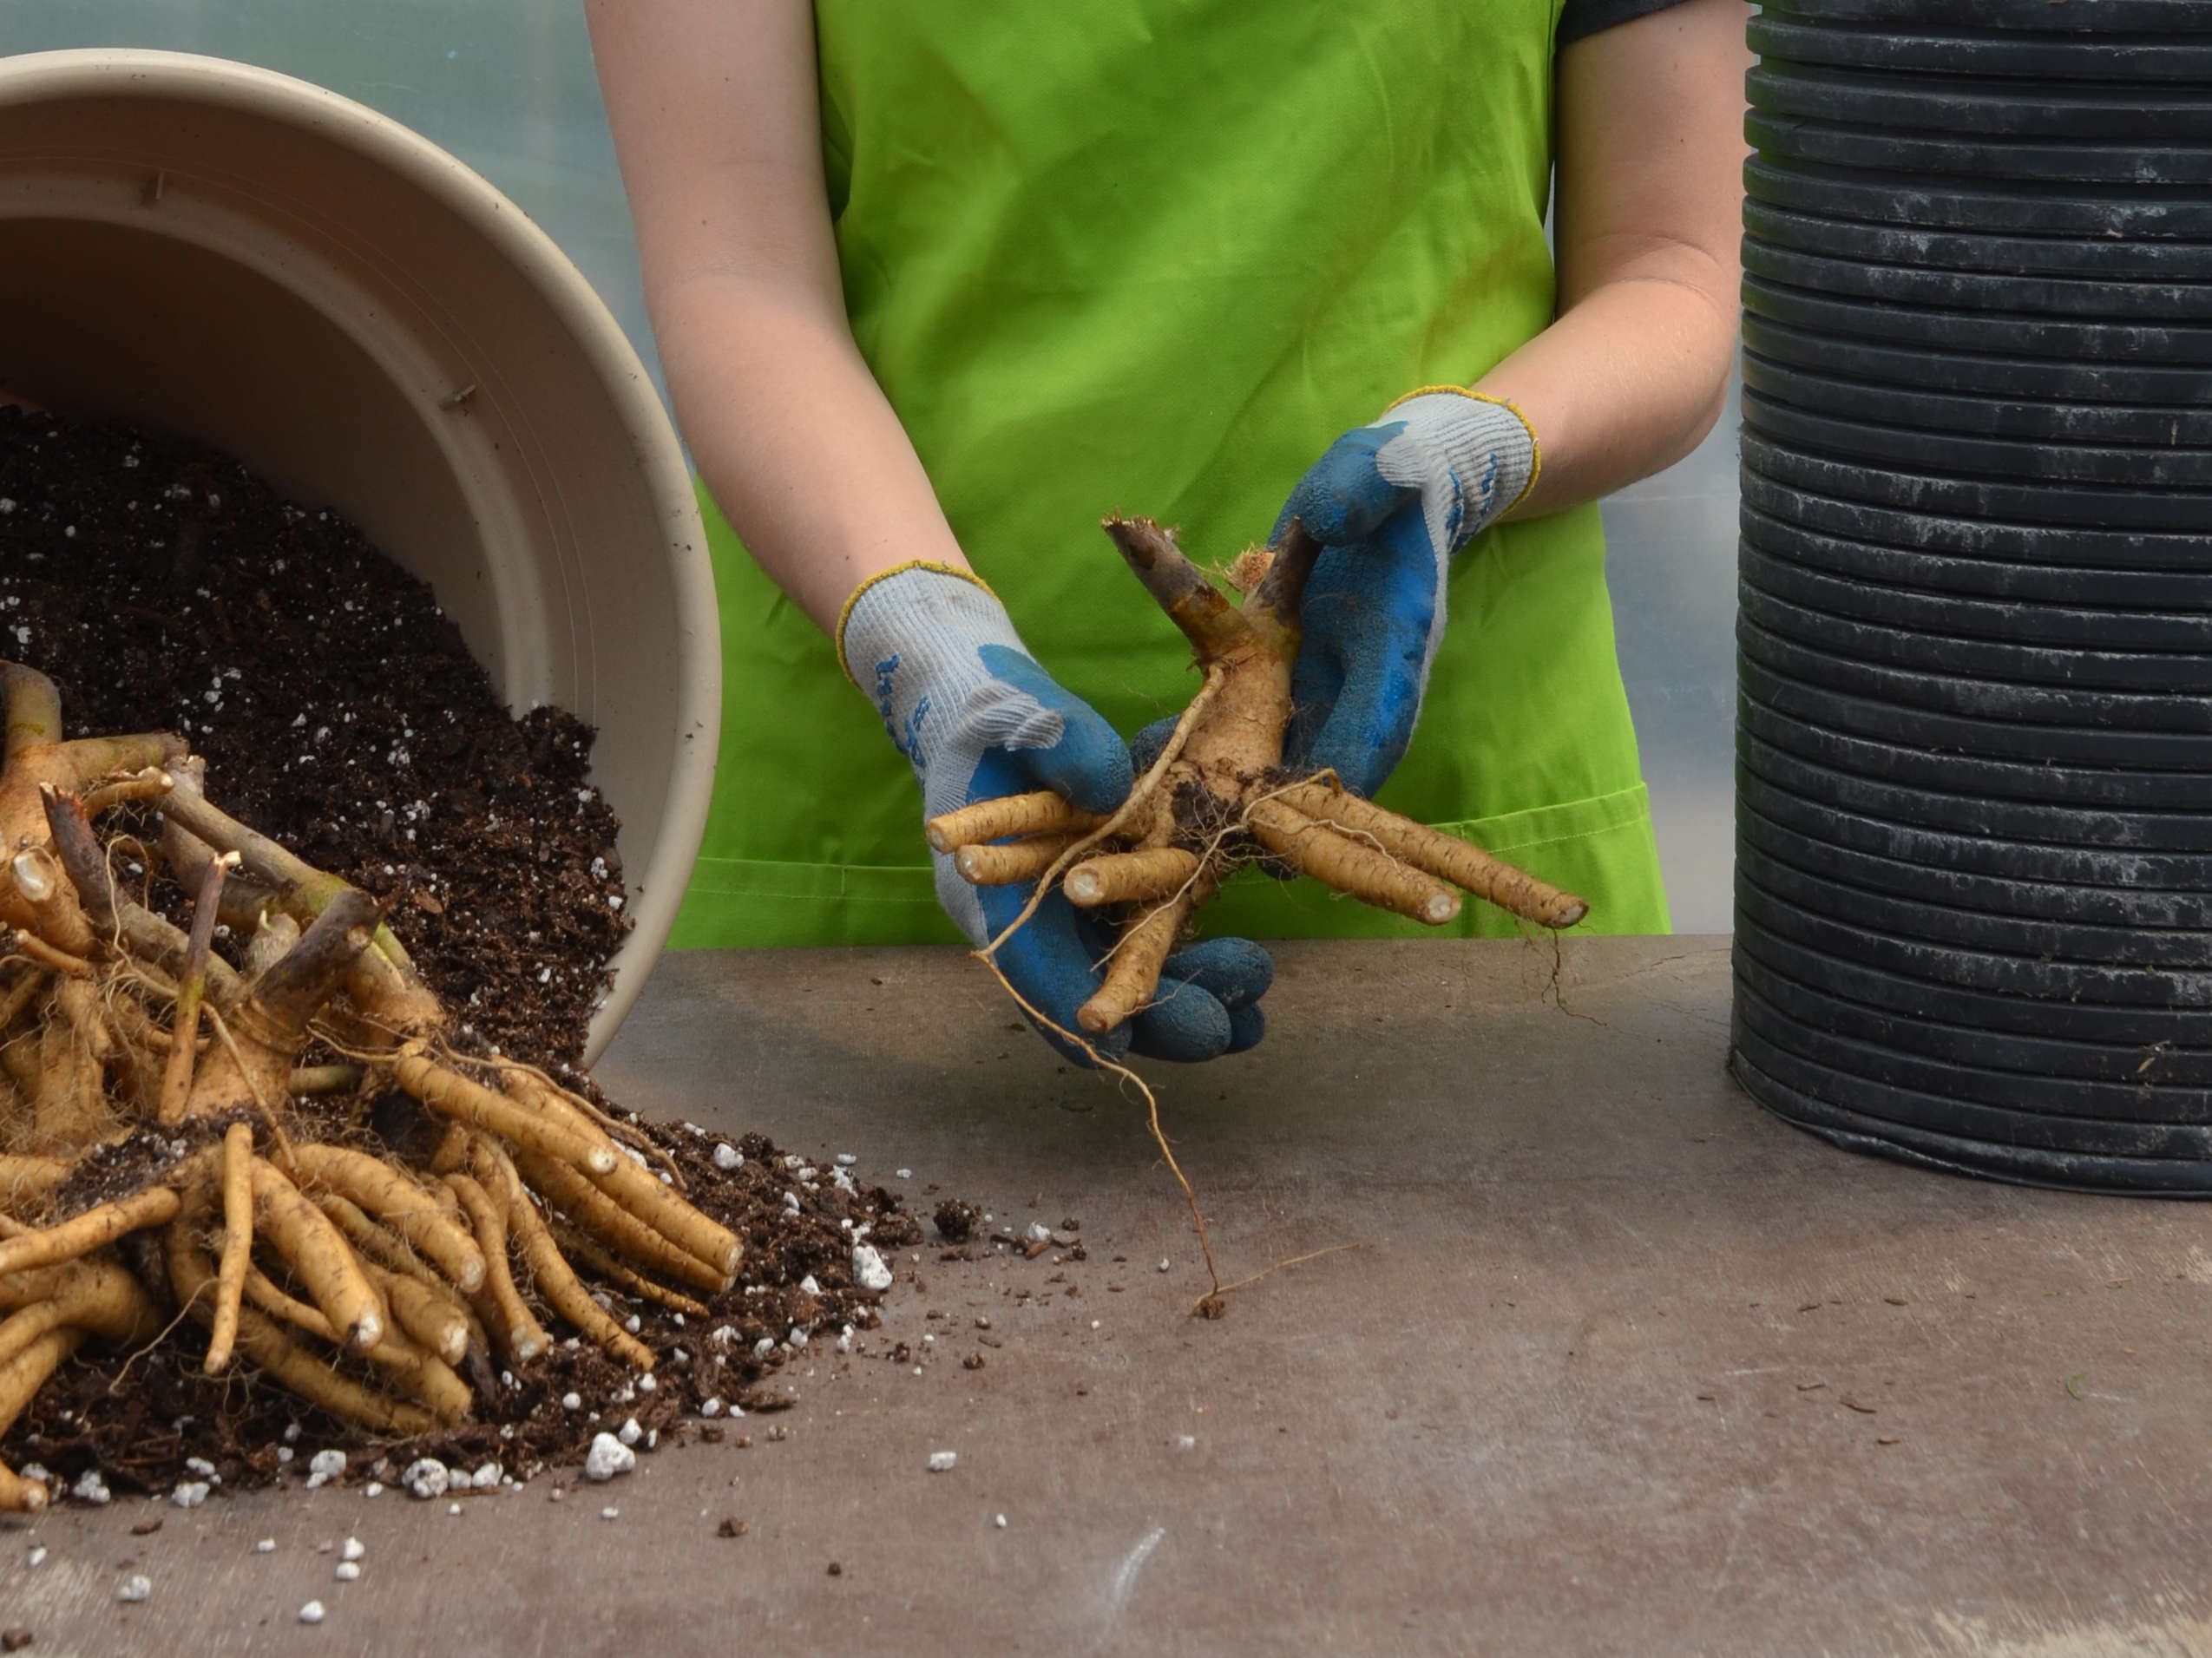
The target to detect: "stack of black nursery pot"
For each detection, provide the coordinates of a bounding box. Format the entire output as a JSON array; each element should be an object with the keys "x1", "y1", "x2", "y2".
[{"x1": 1730, "y1": 0, "x2": 2212, "y2": 1190}]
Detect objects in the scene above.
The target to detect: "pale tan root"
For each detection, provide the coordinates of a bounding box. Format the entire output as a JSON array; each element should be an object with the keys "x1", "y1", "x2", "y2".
[
  {"x1": 511, "y1": 1146, "x2": 731, "y2": 1295},
  {"x1": 1244, "y1": 798, "x2": 1460, "y2": 926},
  {"x1": 0, "y1": 1262, "x2": 161, "y2": 1366},
  {"x1": 315, "y1": 1191, "x2": 445, "y2": 1292},
  {"x1": 1276, "y1": 781, "x2": 1589, "y2": 927},
  {"x1": 1064, "y1": 847, "x2": 1203, "y2": 908},
  {"x1": 446, "y1": 1171, "x2": 547, "y2": 1363},
  {"x1": 0, "y1": 1265, "x2": 69, "y2": 1312},
  {"x1": 0, "y1": 1459, "x2": 49, "y2": 1514},
  {"x1": 286, "y1": 1064, "x2": 361, "y2": 1097},
  {"x1": 954, "y1": 833, "x2": 1084, "y2": 887},
  {"x1": 288, "y1": 1143, "x2": 486, "y2": 1293},
  {"x1": 502, "y1": 1074, "x2": 743, "y2": 1282},
  {"x1": 30, "y1": 981, "x2": 108, "y2": 1153},
  {"x1": 164, "y1": 1218, "x2": 432, "y2": 1436},
  {"x1": 0, "y1": 967, "x2": 47, "y2": 1033},
  {"x1": 496, "y1": 1069, "x2": 686, "y2": 1189},
  {"x1": 205, "y1": 1121, "x2": 254, "y2": 1373},
  {"x1": 391, "y1": 1052, "x2": 616, "y2": 1175},
  {"x1": 475, "y1": 1138, "x2": 654, "y2": 1370},
  {"x1": 77, "y1": 768, "x2": 171, "y2": 819},
  {"x1": 0, "y1": 1185, "x2": 181, "y2": 1277},
  {"x1": 426, "y1": 1121, "x2": 472, "y2": 1177},
  {"x1": 0, "y1": 1154, "x2": 68, "y2": 1203},
  {"x1": 240, "y1": 1268, "x2": 471, "y2": 1422},
  {"x1": 358, "y1": 1258, "x2": 470, "y2": 1365},
  {"x1": 11, "y1": 930, "x2": 90, "y2": 978},
  {"x1": 0, "y1": 1327, "x2": 85, "y2": 1513},
  {"x1": 491, "y1": 1059, "x2": 686, "y2": 1187},
  {"x1": 552, "y1": 1225, "x2": 712, "y2": 1318},
  {"x1": 584, "y1": 1150, "x2": 743, "y2": 1287},
  {"x1": 1078, "y1": 888, "x2": 1204, "y2": 1034},
  {"x1": 248, "y1": 1159, "x2": 384, "y2": 1353},
  {"x1": 927, "y1": 793, "x2": 1106, "y2": 855}
]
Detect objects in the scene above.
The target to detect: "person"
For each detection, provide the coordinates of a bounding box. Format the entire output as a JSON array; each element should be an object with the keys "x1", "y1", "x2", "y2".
[{"x1": 587, "y1": 0, "x2": 1748, "y2": 1064}]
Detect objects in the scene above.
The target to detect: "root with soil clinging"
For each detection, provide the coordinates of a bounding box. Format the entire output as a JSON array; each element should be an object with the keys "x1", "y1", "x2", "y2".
[{"x1": 0, "y1": 660, "x2": 749, "y2": 1508}]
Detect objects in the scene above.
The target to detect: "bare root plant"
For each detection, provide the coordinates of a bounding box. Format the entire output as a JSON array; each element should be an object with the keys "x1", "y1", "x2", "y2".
[
  {"x1": 0, "y1": 662, "x2": 741, "y2": 1513},
  {"x1": 929, "y1": 516, "x2": 1590, "y2": 1037}
]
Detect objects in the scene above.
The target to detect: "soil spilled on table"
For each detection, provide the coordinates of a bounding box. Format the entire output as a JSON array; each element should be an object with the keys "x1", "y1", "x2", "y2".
[{"x1": 0, "y1": 408, "x2": 933, "y2": 1495}]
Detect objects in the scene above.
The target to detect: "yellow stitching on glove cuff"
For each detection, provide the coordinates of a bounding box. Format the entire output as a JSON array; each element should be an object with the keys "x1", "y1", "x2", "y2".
[
  {"x1": 1382, "y1": 385, "x2": 1544, "y2": 516},
  {"x1": 834, "y1": 560, "x2": 996, "y2": 684}
]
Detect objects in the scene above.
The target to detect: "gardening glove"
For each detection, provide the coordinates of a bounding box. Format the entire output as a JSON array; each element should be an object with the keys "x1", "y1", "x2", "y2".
[
  {"x1": 1272, "y1": 388, "x2": 1539, "y2": 797},
  {"x1": 839, "y1": 563, "x2": 1273, "y2": 1065}
]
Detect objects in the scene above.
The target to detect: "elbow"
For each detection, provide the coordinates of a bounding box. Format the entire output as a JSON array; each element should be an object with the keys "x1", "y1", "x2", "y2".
[
  {"x1": 1663, "y1": 298, "x2": 1739, "y2": 469},
  {"x1": 1679, "y1": 360, "x2": 1734, "y2": 461}
]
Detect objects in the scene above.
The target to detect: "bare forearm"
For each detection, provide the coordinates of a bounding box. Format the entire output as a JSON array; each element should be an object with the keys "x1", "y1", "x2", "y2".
[
  {"x1": 656, "y1": 278, "x2": 967, "y2": 633},
  {"x1": 587, "y1": 0, "x2": 961, "y2": 638},
  {"x1": 1480, "y1": 0, "x2": 1749, "y2": 521},
  {"x1": 1474, "y1": 248, "x2": 1736, "y2": 519}
]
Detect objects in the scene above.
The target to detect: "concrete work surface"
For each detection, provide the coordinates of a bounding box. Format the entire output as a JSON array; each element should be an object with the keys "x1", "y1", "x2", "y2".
[{"x1": 5, "y1": 936, "x2": 2209, "y2": 1655}]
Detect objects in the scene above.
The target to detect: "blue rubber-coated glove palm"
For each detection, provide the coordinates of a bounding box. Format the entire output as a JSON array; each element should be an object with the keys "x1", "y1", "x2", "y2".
[
  {"x1": 1271, "y1": 389, "x2": 1538, "y2": 796},
  {"x1": 840, "y1": 564, "x2": 1271, "y2": 1065}
]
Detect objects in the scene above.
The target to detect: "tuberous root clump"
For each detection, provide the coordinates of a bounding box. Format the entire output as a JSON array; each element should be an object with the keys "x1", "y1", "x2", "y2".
[
  {"x1": 929, "y1": 516, "x2": 1590, "y2": 1039},
  {"x1": 0, "y1": 662, "x2": 741, "y2": 1512}
]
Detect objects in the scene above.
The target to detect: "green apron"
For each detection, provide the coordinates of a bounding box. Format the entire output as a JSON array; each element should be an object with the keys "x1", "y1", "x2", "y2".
[{"x1": 671, "y1": 0, "x2": 1670, "y2": 949}]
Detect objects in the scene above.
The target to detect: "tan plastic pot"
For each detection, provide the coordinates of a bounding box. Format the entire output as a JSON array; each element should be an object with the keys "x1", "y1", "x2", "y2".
[{"x1": 0, "y1": 49, "x2": 718, "y2": 1065}]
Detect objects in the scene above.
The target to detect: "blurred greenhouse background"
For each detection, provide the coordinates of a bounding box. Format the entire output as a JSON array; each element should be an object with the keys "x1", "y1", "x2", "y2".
[{"x1": 6, "y1": 2, "x2": 1743, "y2": 930}]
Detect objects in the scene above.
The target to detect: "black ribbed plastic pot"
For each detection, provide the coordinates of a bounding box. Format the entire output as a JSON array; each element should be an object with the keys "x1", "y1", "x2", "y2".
[{"x1": 1733, "y1": 1, "x2": 2212, "y2": 1191}]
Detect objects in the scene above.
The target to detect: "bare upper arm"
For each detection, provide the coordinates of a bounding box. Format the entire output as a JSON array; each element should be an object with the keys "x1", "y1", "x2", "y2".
[
  {"x1": 1553, "y1": 0, "x2": 1751, "y2": 318},
  {"x1": 584, "y1": 0, "x2": 841, "y2": 312}
]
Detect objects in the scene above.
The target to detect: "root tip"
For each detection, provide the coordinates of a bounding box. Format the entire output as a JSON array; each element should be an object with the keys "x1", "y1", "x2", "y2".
[
  {"x1": 1423, "y1": 893, "x2": 1460, "y2": 926},
  {"x1": 585, "y1": 1147, "x2": 618, "y2": 1176}
]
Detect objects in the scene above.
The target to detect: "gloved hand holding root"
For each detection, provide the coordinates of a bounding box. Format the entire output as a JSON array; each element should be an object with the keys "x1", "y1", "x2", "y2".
[
  {"x1": 1276, "y1": 387, "x2": 1541, "y2": 796},
  {"x1": 838, "y1": 563, "x2": 1272, "y2": 1065},
  {"x1": 925, "y1": 514, "x2": 1592, "y2": 1052}
]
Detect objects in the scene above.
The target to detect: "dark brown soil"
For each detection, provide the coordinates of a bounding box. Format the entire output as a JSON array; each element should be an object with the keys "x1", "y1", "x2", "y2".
[
  {"x1": 0, "y1": 409, "x2": 948, "y2": 1498},
  {"x1": 0, "y1": 405, "x2": 622, "y2": 1068},
  {"x1": 933, "y1": 1198, "x2": 981, "y2": 1242}
]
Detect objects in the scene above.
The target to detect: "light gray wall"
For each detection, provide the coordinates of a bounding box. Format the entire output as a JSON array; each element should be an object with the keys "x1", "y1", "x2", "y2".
[{"x1": 7, "y1": 4, "x2": 1743, "y2": 932}]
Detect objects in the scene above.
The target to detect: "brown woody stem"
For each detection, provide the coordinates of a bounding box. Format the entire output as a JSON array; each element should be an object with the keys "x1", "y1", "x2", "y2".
[{"x1": 158, "y1": 849, "x2": 235, "y2": 1124}]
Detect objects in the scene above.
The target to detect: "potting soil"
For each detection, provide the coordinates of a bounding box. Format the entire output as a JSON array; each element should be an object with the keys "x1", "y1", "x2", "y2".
[{"x1": 0, "y1": 408, "x2": 935, "y2": 1494}]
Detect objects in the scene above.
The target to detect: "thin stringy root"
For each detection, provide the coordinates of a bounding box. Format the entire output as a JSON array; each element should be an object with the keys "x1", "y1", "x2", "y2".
[
  {"x1": 0, "y1": 661, "x2": 748, "y2": 1512},
  {"x1": 929, "y1": 516, "x2": 1591, "y2": 1038}
]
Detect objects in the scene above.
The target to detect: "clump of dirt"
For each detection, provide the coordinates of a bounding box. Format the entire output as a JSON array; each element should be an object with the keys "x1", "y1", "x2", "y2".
[
  {"x1": 0, "y1": 406, "x2": 623, "y2": 1068},
  {"x1": 933, "y1": 1197, "x2": 981, "y2": 1242},
  {"x1": 0, "y1": 407, "x2": 954, "y2": 1496}
]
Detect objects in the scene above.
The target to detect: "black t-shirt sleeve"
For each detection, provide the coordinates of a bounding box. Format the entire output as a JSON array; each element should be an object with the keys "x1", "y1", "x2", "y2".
[{"x1": 1558, "y1": 0, "x2": 1700, "y2": 48}]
